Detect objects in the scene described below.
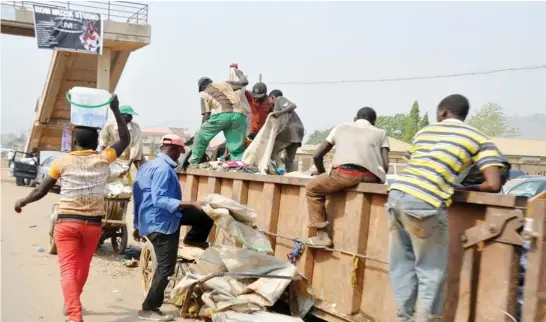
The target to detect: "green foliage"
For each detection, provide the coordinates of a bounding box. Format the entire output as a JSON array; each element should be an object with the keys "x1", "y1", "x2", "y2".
[
  {"x1": 149, "y1": 141, "x2": 159, "y2": 155},
  {"x1": 0, "y1": 132, "x2": 27, "y2": 150},
  {"x1": 419, "y1": 112, "x2": 430, "y2": 129},
  {"x1": 403, "y1": 101, "x2": 420, "y2": 143},
  {"x1": 305, "y1": 100, "x2": 434, "y2": 144},
  {"x1": 376, "y1": 114, "x2": 408, "y2": 140},
  {"x1": 467, "y1": 103, "x2": 520, "y2": 137},
  {"x1": 306, "y1": 128, "x2": 333, "y2": 145}
]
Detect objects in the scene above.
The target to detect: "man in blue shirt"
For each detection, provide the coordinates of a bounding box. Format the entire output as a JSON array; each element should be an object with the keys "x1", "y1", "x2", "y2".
[{"x1": 133, "y1": 134, "x2": 214, "y2": 321}]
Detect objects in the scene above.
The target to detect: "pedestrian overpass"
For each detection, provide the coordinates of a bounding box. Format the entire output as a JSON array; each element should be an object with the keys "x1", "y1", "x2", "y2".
[{"x1": 0, "y1": 1, "x2": 151, "y2": 152}]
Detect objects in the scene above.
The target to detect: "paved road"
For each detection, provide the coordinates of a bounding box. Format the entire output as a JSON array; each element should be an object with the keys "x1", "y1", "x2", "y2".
[{"x1": 0, "y1": 170, "x2": 182, "y2": 322}]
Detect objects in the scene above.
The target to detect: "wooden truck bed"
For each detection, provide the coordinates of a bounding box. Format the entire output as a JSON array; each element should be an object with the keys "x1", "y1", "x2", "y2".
[{"x1": 179, "y1": 169, "x2": 546, "y2": 322}]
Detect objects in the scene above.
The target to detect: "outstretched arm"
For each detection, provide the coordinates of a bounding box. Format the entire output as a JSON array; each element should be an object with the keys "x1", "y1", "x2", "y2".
[
  {"x1": 108, "y1": 94, "x2": 130, "y2": 157},
  {"x1": 14, "y1": 176, "x2": 57, "y2": 213},
  {"x1": 226, "y1": 68, "x2": 249, "y2": 90}
]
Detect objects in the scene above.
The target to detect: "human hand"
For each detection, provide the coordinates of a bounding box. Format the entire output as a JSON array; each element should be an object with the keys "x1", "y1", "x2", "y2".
[
  {"x1": 270, "y1": 111, "x2": 280, "y2": 118},
  {"x1": 119, "y1": 169, "x2": 129, "y2": 178},
  {"x1": 14, "y1": 199, "x2": 25, "y2": 213},
  {"x1": 230, "y1": 63, "x2": 239, "y2": 69},
  {"x1": 133, "y1": 228, "x2": 142, "y2": 242},
  {"x1": 179, "y1": 201, "x2": 202, "y2": 209},
  {"x1": 109, "y1": 94, "x2": 119, "y2": 110},
  {"x1": 453, "y1": 184, "x2": 465, "y2": 191}
]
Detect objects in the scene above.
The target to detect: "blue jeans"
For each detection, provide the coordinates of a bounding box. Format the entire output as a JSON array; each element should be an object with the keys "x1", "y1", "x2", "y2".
[{"x1": 386, "y1": 190, "x2": 449, "y2": 322}]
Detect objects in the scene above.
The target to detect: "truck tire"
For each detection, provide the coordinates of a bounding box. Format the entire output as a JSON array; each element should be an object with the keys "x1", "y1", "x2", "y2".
[{"x1": 15, "y1": 176, "x2": 25, "y2": 186}]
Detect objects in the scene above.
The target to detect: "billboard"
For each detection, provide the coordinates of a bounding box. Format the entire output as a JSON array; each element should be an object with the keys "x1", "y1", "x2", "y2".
[{"x1": 33, "y1": 5, "x2": 103, "y2": 54}]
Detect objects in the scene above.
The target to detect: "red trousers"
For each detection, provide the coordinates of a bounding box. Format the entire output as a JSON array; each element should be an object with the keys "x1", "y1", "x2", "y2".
[{"x1": 55, "y1": 220, "x2": 101, "y2": 322}]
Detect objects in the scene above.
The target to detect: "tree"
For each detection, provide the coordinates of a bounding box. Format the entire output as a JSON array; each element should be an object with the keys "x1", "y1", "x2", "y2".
[
  {"x1": 419, "y1": 112, "x2": 430, "y2": 129},
  {"x1": 1, "y1": 132, "x2": 27, "y2": 150},
  {"x1": 306, "y1": 128, "x2": 333, "y2": 145},
  {"x1": 376, "y1": 114, "x2": 408, "y2": 140},
  {"x1": 149, "y1": 141, "x2": 159, "y2": 155},
  {"x1": 403, "y1": 101, "x2": 420, "y2": 142},
  {"x1": 467, "y1": 103, "x2": 520, "y2": 137}
]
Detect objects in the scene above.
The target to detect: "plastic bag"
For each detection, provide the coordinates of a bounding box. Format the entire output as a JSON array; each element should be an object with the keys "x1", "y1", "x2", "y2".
[
  {"x1": 105, "y1": 181, "x2": 132, "y2": 198},
  {"x1": 107, "y1": 163, "x2": 129, "y2": 183}
]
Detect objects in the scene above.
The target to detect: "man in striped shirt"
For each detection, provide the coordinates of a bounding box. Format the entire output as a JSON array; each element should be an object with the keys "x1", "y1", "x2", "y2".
[{"x1": 387, "y1": 94, "x2": 503, "y2": 322}]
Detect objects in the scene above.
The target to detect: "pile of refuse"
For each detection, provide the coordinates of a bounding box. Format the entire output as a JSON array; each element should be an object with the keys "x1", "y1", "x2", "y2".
[
  {"x1": 105, "y1": 163, "x2": 132, "y2": 198},
  {"x1": 170, "y1": 194, "x2": 314, "y2": 321}
]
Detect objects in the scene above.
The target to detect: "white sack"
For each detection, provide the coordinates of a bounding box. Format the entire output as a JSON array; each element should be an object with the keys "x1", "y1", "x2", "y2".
[
  {"x1": 212, "y1": 311, "x2": 304, "y2": 322},
  {"x1": 242, "y1": 115, "x2": 280, "y2": 173},
  {"x1": 200, "y1": 193, "x2": 256, "y2": 223},
  {"x1": 172, "y1": 246, "x2": 305, "y2": 318}
]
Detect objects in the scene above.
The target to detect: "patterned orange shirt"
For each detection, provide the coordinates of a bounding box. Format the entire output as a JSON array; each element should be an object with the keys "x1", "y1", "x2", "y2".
[{"x1": 48, "y1": 148, "x2": 117, "y2": 217}]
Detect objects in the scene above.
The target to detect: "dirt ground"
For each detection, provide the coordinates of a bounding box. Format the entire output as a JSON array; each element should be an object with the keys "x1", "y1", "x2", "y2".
[{"x1": 0, "y1": 169, "x2": 187, "y2": 322}]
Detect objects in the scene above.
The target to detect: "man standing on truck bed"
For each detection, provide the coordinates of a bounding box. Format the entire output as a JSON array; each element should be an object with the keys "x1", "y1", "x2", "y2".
[
  {"x1": 306, "y1": 107, "x2": 389, "y2": 247},
  {"x1": 269, "y1": 89, "x2": 305, "y2": 172},
  {"x1": 99, "y1": 104, "x2": 144, "y2": 178},
  {"x1": 14, "y1": 94, "x2": 130, "y2": 322},
  {"x1": 189, "y1": 64, "x2": 249, "y2": 166},
  {"x1": 387, "y1": 94, "x2": 503, "y2": 322},
  {"x1": 133, "y1": 134, "x2": 214, "y2": 321}
]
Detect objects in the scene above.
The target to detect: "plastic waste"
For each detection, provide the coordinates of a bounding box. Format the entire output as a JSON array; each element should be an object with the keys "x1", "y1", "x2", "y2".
[
  {"x1": 107, "y1": 163, "x2": 129, "y2": 183},
  {"x1": 67, "y1": 87, "x2": 111, "y2": 128},
  {"x1": 105, "y1": 181, "x2": 132, "y2": 198}
]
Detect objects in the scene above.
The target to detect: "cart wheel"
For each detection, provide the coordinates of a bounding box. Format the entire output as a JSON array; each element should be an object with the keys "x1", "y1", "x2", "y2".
[
  {"x1": 47, "y1": 224, "x2": 57, "y2": 255},
  {"x1": 140, "y1": 239, "x2": 157, "y2": 294},
  {"x1": 111, "y1": 226, "x2": 128, "y2": 255},
  {"x1": 48, "y1": 206, "x2": 58, "y2": 255}
]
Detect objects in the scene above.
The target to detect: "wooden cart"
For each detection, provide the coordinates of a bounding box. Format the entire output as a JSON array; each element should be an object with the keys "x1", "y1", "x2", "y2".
[{"x1": 47, "y1": 196, "x2": 130, "y2": 255}]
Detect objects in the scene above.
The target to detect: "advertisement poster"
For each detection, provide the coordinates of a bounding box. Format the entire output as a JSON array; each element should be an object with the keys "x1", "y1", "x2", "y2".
[
  {"x1": 33, "y1": 5, "x2": 103, "y2": 54},
  {"x1": 61, "y1": 125, "x2": 72, "y2": 152}
]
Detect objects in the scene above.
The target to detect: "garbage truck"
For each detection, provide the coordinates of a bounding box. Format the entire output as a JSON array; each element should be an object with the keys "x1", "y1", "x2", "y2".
[{"x1": 177, "y1": 169, "x2": 546, "y2": 322}]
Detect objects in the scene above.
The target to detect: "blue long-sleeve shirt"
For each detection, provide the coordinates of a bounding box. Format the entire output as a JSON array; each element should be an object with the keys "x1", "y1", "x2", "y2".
[{"x1": 133, "y1": 153, "x2": 182, "y2": 236}]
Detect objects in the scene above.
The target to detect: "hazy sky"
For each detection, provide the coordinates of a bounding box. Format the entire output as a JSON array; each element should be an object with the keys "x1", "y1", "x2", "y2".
[{"x1": 1, "y1": 1, "x2": 546, "y2": 136}]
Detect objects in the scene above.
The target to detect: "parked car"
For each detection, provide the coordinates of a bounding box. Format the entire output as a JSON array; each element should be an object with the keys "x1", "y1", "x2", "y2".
[
  {"x1": 508, "y1": 169, "x2": 525, "y2": 180},
  {"x1": 385, "y1": 163, "x2": 406, "y2": 185},
  {"x1": 32, "y1": 151, "x2": 67, "y2": 188},
  {"x1": 503, "y1": 176, "x2": 546, "y2": 198},
  {"x1": 10, "y1": 151, "x2": 38, "y2": 186}
]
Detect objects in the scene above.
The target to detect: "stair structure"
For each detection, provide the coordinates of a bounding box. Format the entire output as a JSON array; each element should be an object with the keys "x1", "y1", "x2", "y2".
[{"x1": 1, "y1": 1, "x2": 151, "y2": 152}]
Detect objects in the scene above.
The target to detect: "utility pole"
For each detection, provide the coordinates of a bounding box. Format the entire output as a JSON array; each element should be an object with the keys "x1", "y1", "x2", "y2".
[{"x1": 259, "y1": 73, "x2": 262, "y2": 82}]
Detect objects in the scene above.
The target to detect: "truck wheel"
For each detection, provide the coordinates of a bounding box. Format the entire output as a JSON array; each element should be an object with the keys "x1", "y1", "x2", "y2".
[{"x1": 15, "y1": 177, "x2": 24, "y2": 186}]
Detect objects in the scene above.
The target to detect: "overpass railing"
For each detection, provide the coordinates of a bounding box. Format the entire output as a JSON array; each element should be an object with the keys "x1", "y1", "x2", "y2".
[{"x1": 1, "y1": 1, "x2": 148, "y2": 24}]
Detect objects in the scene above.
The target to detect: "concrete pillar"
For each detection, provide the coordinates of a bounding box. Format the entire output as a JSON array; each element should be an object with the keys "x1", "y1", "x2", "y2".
[{"x1": 97, "y1": 48, "x2": 111, "y2": 90}]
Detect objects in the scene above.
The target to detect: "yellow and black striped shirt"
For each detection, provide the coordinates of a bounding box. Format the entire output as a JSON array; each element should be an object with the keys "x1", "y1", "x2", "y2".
[{"x1": 389, "y1": 119, "x2": 504, "y2": 208}]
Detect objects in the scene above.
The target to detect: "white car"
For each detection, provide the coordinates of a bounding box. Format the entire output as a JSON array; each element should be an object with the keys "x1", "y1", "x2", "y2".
[
  {"x1": 385, "y1": 163, "x2": 406, "y2": 185},
  {"x1": 32, "y1": 151, "x2": 67, "y2": 187}
]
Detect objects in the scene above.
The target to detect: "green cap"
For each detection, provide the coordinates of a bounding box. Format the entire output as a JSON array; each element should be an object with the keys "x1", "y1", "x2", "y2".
[{"x1": 119, "y1": 105, "x2": 138, "y2": 115}]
